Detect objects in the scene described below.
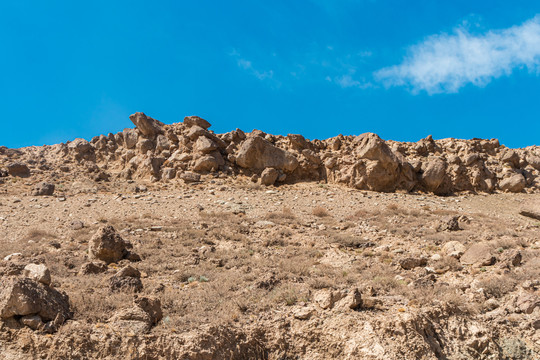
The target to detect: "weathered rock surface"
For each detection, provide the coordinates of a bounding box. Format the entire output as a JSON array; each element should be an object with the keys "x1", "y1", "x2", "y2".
[
  {"x1": 2, "y1": 112, "x2": 540, "y2": 195},
  {"x1": 460, "y1": 243, "x2": 496, "y2": 266},
  {"x1": 129, "y1": 112, "x2": 164, "y2": 137},
  {"x1": 88, "y1": 226, "x2": 132, "y2": 264},
  {"x1": 23, "y1": 264, "x2": 51, "y2": 286},
  {"x1": 109, "y1": 296, "x2": 162, "y2": 333},
  {"x1": 0, "y1": 277, "x2": 72, "y2": 323},
  {"x1": 32, "y1": 182, "x2": 55, "y2": 196},
  {"x1": 236, "y1": 136, "x2": 299, "y2": 172}
]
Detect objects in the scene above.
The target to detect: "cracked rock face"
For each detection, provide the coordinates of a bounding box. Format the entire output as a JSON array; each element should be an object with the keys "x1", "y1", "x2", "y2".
[{"x1": 0, "y1": 277, "x2": 72, "y2": 323}]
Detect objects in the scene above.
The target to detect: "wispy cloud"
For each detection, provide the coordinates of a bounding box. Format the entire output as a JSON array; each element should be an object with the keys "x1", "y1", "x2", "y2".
[
  {"x1": 375, "y1": 15, "x2": 540, "y2": 94},
  {"x1": 326, "y1": 74, "x2": 372, "y2": 89},
  {"x1": 229, "y1": 50, "x2": 280, "y2": 87}
]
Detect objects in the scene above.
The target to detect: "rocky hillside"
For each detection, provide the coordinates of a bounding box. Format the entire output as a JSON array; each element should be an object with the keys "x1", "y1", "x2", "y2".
[
  {"x1": 1, "y1": 112, "x2": 539, "y2": 194},
  {"x1": 0, "y1": 114, "x2": 539, "y2": 359}
]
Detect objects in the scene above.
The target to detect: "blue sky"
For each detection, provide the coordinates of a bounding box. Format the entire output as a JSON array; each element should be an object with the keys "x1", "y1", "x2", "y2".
[{"x1": 1, "y1": 1, "x2": 540, "y2": 148}]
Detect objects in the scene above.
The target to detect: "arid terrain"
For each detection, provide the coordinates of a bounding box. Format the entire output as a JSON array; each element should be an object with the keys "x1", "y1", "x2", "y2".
[{"x1": 0, "y1": 114, "x2": 539, "y2": 359}]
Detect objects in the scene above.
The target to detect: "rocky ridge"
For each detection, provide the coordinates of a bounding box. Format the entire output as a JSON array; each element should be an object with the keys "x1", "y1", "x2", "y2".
[{"x1": 1, "y1": 112, "x2": 539, "y2": 194}]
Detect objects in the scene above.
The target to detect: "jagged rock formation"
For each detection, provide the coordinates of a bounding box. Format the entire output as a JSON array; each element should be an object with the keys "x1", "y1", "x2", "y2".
[{"x1": 1, "y1": 112, "x2": 539, "y2": 194}]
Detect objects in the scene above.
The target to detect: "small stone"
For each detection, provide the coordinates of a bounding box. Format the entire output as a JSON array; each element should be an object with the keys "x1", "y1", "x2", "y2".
[
  {"x1": 20, "y1": 315, "x2": 44, "y2": 330},
  {"x1": 70, "y1": 221, "x2": 85, "y2": 230},
  {"x1": 79, "y1": 261, "x2": 108, "y2": 275},
  {"x1": 399, "y1": 257, "x2": 428, "y2": 270},
  {"x1": 293, "y1": 307, "x2": 313, "y2": 320},
  {"x1": 23, "y1": 264, "x2": 51, "y2": 286}
]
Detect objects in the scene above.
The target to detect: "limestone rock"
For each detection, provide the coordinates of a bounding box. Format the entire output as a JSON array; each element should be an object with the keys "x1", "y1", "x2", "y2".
[
  {"x1": 260, "y1": 168, "x2": 279, "y2": 186},
  {"x1": 184, "y1": 116, "x2": 211, "y2": 129},
  {"x1": 32, "y1": 182, "x2": 55, "y2": 196},
  {"x1": 180, "y1": 171, "x2": 201, "y2": 183},
  {"x1": 88, "y1": 226, "x2": 130, "y2": 264},
  {"x1": 442, "y1": 241, "x2": 466, "y2": 258},
  {"x1": 0, "y1": 277, "x2": 72, "y2": 323},
  {"x1": 422, "y1": 159, "x2": 447, "y2": 192},
  {"x1": 499, "y1": 174, "x2": 526, "y2": 193},
  {"x1": 68, "y1": 138, "x2": 92, "y2": 154},
  {"x1": 460, "y1": 243, "x2": 495, "y2": 266},
  {"x1": 193, "y1": 154, "x2": 222, "y2": 172},
  {"x1": 129, "y1": 112, "x2": 164, "y2": 137},
  {"x1": 236, "y1": 136, "x2": 299, "y2": 172},
  {"x1": 123, "y1": 128, "x2": 138, "y2": 149},
  {"x1": 194, "y1": 136, "x2": 218, "y2": 154},
  {"x1": 7, "y1": 162, "x2": 30, "y2": 177},
  {"x1": 400, "y1": 257, "x2": 428, "y2": 270},
  {"x1": 519, "y1": 205, "x2": 540, "y2": 220},
  {"x1": 109, "y1": 296, "x2": 162, "y2": 334},
  {"x1": 351, "y1": 133, "x2": 401, "y2": 192},
  {"x1": 23, "y1": 264, "x2": 51, "y2": 286}
]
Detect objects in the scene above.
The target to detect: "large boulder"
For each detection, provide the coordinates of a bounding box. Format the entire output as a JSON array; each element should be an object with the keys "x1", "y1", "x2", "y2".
[
  {"x1": 348, "y1": 133, "x2": 401, "y2": 192},
  {"x1": 7, "y1": 162, "x2": 30, "y2": 177},
  {"x1": 129, "y1": 112, "x2": 164, "y2": 137},
  {"x1": 89, "y1": 226, "x2": 130, "y2": 264},
  {"x1": 67, "y1": 138, "x2": 92, "y2": 154},
  {"x1": 422, "y1": 159, "x2": 447, "y2": 192},
  {"x1": 0, "y1": 277, "x2": 72, "y2": 323},
  {"x1": 499, "y1": 174, "x2": 526, "y2": 193},
  {"x1": 235, "y1": 136, "x2": 299, "y2": 172}
]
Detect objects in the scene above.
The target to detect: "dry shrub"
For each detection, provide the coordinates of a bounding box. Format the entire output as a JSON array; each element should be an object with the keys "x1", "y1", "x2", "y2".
[
  {"x1": 265, "y1": 207, "x2": 296, "y2": 222},
  {"x1": 312, "y1": 206, "x2": 330, "y2": 217},
  {"x1": 25, "y1": 228, "x2": 57, "y2": 241},
  {"x1": 477, "y1": 276, "x2": 517, "y2": 299},
  {"x1": 271, "y1": 284, "x2": 308, "y2": 306},
  {"x1": 325, "y1": 232, "x2": 374, "y2": 249}
]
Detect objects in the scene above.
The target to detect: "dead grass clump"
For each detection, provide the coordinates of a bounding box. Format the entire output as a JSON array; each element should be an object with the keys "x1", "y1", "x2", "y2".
[
  {"x1": 25, "y1": 228, "x2": 57, "y2": 241},
  {"x1": 312, "y1": 206, "x2": 330, "y2": 217},
  {"x1": 272, "y1": 284, "x2": 309, "y2": 306},
  {"x1": 326, "y1": 232, "x2": 375, "y2": 249},
  {"x1": 265, "y1": 207, "x2": 296, "y2": 223},
  {"x1": 477, "y1": 276, "x2": 517, "y2": 299},
  {"x1": 346, "y1": 209, "x2": 370, "y2": 221}
]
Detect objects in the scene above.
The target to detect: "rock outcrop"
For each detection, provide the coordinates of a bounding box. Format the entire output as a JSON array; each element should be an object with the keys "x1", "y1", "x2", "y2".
[{"x1": 1, "y1": 112, "x2": 539, "y2": 195}]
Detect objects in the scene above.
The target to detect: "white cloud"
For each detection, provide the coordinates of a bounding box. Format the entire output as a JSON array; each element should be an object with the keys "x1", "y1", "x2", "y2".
[
  {"x1": 229, "y1": 50, "x2": 279, "y2": 86},
  {"x1": 330, "y1": 74, "x2": 372, "y2": 89},
  {"x1": 375, "y1": 16, "x2": 540, "y2": 94}
]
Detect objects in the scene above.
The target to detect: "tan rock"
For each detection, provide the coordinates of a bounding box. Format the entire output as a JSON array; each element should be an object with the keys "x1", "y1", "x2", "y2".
[
  {"x1": 23, "y1": 264, "x2": 51, "y2": 286},
  {"x1": 184, "y1": 116, "x2": 211, "y2": 129},
  {"x1": 460, "y1": 243, "x2": 495, "y2": 266},
  {"x1": 0, "y1": 277, "x2": 72, "y2": 323},
  {"x1": 499, "y1": 174, "x2": 526, "y2": 193},
  {"x1": 235, "y1": 136, "x2": 299, "y2": 172},
  {"x1": 129, "y1": 112, "x2": 164, "y2": 137},
  {"x1": 89, "y1": 226, "x2": 129, "y2": 264}
]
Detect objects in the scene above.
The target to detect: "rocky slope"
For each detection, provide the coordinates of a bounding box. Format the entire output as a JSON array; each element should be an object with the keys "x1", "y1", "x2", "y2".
[
  {"x1": 0, "y1": 114, "x2": 539, "y2": 359},
  {"x1": 1, "y1": 112, "x2": 539, "y2": 194}
]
